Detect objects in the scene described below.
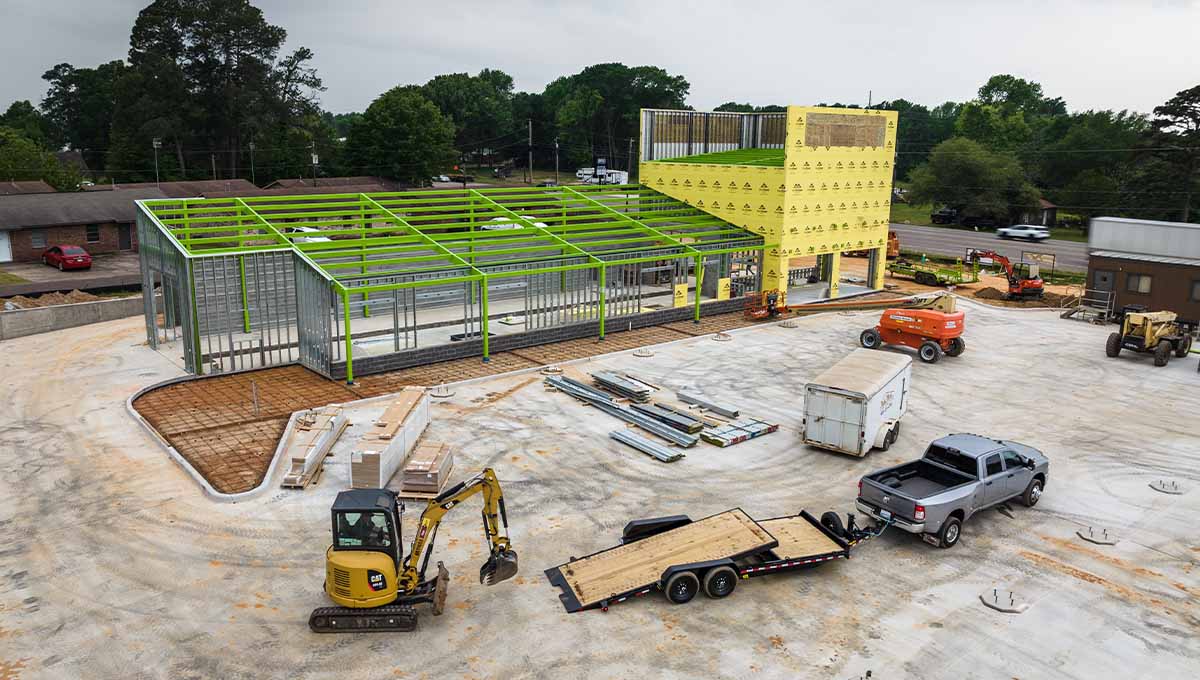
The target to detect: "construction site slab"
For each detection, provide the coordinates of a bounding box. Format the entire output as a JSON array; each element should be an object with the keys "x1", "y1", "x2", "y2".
[{"x1": 2, "y1": 302, "x2": 1199, "y2": 679}]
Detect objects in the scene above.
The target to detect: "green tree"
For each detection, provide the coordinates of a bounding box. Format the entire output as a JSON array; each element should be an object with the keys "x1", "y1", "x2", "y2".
[
  {"x1": 0, "y1": 101, "x2": 54, "y2": 148},
  {"x1": 40, "y1": 61, "x2": 126, "y2": 169},
  {"x1": 420, "y1": 69, "x2": 516, "y2": 149},
  {"x1": 1146, "y1": 84, "x2": 1200, "y2": 221},
  {"x1": 713, "y1": 102, "x2": 785, "y2": 113},
  {"x1": 907, "y1": 137, "x2": 1040, "y2": 223},
  {"x1": 0, "y1": 127, "x2": 81, "y2": 189},
  {"x1": 543, "y1": 63, "x2": 689, "y2": 167},
  {"x1": 109, "y1": 0, "x2": 323, "y2": 181},
  {"x1": 344, "y1": 88, "x2": 455, "y2": 184}
]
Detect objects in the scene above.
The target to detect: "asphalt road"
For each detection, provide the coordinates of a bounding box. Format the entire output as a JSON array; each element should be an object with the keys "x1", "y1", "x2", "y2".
[{"x1": 890, "y1": 223, "x2": 1090, "y2": 271}]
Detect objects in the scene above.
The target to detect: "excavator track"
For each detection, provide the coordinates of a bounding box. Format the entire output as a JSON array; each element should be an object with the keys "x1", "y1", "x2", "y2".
[{"x1": 308, "y1": 604, "x2": 418, "y2": 633}]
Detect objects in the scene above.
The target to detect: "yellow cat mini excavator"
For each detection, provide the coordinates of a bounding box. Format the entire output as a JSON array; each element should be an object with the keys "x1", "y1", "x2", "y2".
[{"x1": 309, "y1": 468, "x2": 518, "y2": 633}]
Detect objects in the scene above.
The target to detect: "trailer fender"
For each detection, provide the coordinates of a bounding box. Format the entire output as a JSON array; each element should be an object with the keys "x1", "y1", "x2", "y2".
[
  {"x1": 621, "y1": 515, "x2": 692, "y2": 544},
  {"x1": 873, "y1": 420, "x2": 899, "y2": 450}
]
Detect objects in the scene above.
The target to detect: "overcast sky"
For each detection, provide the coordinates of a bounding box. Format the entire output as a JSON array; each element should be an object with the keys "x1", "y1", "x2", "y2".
[{"x1": 3, "y1": 0, "x2": 1199, "y2": 116}]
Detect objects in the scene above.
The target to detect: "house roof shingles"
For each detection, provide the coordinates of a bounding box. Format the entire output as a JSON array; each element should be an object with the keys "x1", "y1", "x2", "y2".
[
  {"x1": 84, "y1": 179, "x2": 258, "y2": 198},
  {"x1": 0, "y1": 180, "x2": 57, "y2": 196},
  {"x1": 0, "y1": 188, "x2": 167, "y2": 229}
]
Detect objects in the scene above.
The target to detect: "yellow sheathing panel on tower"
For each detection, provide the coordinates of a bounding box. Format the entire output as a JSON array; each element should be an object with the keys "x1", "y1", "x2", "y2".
[{"x1": 641, "y1": 161, "x2": 785, "y2": 242}]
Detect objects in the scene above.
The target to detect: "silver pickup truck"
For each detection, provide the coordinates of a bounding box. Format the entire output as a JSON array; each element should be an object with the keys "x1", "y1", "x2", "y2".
[{"x1": 855, "y1": 433, "x2": 1049, "y2": 548}]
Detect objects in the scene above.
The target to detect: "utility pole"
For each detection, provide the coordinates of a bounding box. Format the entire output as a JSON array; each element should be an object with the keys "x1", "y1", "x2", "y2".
[
  {"x1": 868, "y1": 89, "x2": 873, "y2": 108},
  {"x1": 627, "y1": 137, "x2": 634, "y2": 173},
  {"x1": 554, "y1": 137, "x2": 560, "y2": 185},
  {"x1": 527, "y1": 118, "x2": 533, "y2": 185},
  {"x1": 210, "y1": 154, "x2": 217, "y2": 179},
  {"x1": 152, "y1": 138, "x2": 161, "y2": 186},
  {"x1": 310, "y1": 140, "x2": 318, "y2": 187},
  {"x1": 248, "y1": 141, "x2": 256, "y2": 185}
]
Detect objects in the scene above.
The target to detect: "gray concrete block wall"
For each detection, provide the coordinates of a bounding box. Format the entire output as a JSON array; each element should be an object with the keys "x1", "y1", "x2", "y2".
[
  {"x1": 0, "y1": 295, "x2": 149, "y2": 341},
  {"x1": 330, "y1": 298, "x2": 747, "y2": 380}
]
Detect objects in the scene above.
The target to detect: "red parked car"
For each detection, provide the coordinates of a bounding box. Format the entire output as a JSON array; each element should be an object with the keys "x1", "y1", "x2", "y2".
[{"x1": 42, "y1": 245, "x2": 92, "y2": 271}]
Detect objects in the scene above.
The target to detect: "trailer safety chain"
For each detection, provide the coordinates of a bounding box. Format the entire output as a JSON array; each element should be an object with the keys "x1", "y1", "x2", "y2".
[{"x1": 847, "y1": 518, "x2": 894, "y2": 547}]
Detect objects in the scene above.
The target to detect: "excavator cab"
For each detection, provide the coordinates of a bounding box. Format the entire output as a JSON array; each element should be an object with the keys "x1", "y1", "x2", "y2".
[{"x1": 325, "y1": 489, "x2": 405, "y2": 609}]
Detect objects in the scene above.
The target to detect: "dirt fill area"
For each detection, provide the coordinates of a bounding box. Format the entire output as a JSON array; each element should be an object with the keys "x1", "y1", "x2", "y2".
[
  {"x1": 973, "y1": 286, "x2": 1071, "y2": 308},
  {"x1": 2, "y1": 289, "x2": 102, "y2": 309}
]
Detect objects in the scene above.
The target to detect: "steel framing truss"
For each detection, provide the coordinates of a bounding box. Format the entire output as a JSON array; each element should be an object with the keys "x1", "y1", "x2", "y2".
[{"x1": 137, "y1": 184, "x2": 767, "y2": 381}]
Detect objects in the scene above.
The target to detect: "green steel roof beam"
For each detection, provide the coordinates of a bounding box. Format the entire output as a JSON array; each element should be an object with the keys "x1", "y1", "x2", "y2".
[
  {"x1": 468, "y1": 190, "x2": 601, "y2": 265},
  {"x1": 233, "y1": 197, "x2": 341, "y2": 290},
  {"x1": 358, "y1": 194, "x2": 484, "y2": 279},
  {"x1": 559, "y1": 185, "x2": 696, "y2": 256}
]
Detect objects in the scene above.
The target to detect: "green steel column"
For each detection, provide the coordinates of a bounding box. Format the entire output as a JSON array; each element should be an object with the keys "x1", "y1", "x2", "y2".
[
  {"x1": 360, "y1": 242, "x2": 370, "y2": 317},
  {"x1": 238, "y1": 255, "x2": 251, "y2": 332},
  {"x1": 693, "y1": 254, "x2": 703, "y2": 323},
  {"x1": 468, "y1": 197, "x2": 476, "y2": 304},
  {"x1": 480, "y1": 277, "x2": 490, "y2": 362},
  {"x1": 342, "y1": 288, "x2": 354, "y2": 384},
  {"x1": 598, "y1": 264, "x2": 607, "y2": 340}
]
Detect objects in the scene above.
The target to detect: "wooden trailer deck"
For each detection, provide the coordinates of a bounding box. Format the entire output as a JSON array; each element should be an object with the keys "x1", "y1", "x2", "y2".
[
  {"x1": 758, "y1": 515, "x2": 843, "y2": 559},
  {"x1": 549, "y1": 509, "x2": 776, "y2": 611}
]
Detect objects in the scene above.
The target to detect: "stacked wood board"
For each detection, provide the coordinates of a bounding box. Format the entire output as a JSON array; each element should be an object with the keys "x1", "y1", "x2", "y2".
[
  {"x1": 350, "y1": 387, "x2": 430, "y2": 489},
  {"x1": 398, "y1": 441, "x2": 454, "y2": 498},
  {"x1": 280, "y1": 405, "x2": 348, "y2": 488}
]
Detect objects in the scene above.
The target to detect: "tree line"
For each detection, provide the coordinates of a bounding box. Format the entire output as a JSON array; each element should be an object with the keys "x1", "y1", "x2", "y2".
[{"x1": 0, "y1": 0, "x2": 1196, "y2": 225}]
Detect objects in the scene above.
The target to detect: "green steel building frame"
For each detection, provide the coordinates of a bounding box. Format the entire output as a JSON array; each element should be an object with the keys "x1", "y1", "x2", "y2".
[{"x1": 136, "y1": 184, "x2": 767, "y2": 382}]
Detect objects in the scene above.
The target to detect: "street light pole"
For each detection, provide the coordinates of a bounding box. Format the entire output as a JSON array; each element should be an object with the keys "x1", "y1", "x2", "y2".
[
  {"x1": 152, "y1": 138, "x2": 161, "y2": 186},
  {"x1": 310, "y1": 140, "x2": 319, "y2": 187},
  {"x1": 248, "y1": 141, "x2": 256, "y2": 185},
  {"x1": 527, "y1": 118, "x2": 533, "y2": 185},
  {"x1": 554, "y1": 137, "x2": 559, "y2": 185}
]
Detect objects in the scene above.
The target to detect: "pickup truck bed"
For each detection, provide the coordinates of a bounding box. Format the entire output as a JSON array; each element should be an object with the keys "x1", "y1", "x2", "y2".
[{"x1": 545, "y1": 509, "x2": 850, "y2": 612}]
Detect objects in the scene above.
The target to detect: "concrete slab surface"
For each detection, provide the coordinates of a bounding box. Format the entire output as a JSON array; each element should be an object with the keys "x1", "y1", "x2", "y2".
[{"x1": 0, "y1": 300, "x2": 1197, "y2": 679}]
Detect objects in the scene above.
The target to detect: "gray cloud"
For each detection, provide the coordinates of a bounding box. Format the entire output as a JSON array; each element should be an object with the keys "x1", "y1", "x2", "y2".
[{"x1": 2, "y1": 0, "x2": 1197, "y2": 116}]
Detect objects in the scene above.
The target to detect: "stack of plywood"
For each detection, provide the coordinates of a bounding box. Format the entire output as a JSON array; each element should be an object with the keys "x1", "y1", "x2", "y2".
[
  {"x1": 350, "y1": 387, "x2": 430, "y2": 489},
  {"x1": 399, "y1": 442, "x2": 454, "y2": 497},
  {"x1": 280, "y1": 405, "x2": 348, "y2": 488}
]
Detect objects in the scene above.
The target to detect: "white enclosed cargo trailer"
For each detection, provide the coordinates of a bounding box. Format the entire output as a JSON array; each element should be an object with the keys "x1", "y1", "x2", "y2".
[{"x1": 802, "y1": 349, "x2": 912, "y2": 457}]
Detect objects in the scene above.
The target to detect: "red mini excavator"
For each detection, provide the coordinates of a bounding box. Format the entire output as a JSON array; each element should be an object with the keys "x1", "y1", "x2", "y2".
[{"x1": 970, "y1": 250, "x2": 1044, "y2": 299}]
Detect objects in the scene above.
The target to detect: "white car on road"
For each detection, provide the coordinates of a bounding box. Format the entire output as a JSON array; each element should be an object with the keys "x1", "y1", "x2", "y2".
[{"x1": 996, "y1": 224, "x2": 1050, "y2": 241}]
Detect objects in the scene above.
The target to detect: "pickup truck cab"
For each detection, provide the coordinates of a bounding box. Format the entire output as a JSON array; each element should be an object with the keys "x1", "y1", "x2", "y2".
[
  {"x1": 855, "y1": 434, "x2": 1049, "y2": 548},
  {"x1": 996, "y1": 224, "x2": 1050, "y2": 241}
]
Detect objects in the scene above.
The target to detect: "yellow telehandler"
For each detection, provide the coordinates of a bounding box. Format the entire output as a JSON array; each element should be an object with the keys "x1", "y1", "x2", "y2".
[{"x1": 1105, "y1": 311, "x2": 1194, "y2": 367}]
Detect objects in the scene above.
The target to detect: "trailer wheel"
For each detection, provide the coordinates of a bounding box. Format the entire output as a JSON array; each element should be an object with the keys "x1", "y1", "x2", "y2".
[
  {"x1": 860, "y1": 328, "x2": 882, "y2": 349},
  {"x1": 702, "y1": 567, "x2": 738, "y2": 599},
  {"x1": 1174, "y1": 335, "x2": 1192, "y2": 358},
  {"x1": 820, "y1": 511, "x2": 847, "y2": 538},
  {"x1": 946, "y1": 337, "x2": 966, "y2": 357},
  {"x1": 1105, "y1": 333, "x2": 1121, "y2": 358},
  {"x1": 1153, "y1": 341, "x2": 1171, "y2": 367},
  {"x1": 918, "y1": 341, "x2": 942, "y2": 363},
  {"x1": 881, "y1": 426, "x2": 896, "y2": 451},
  {"x1": 937, "y1": 517, "x2": 961, "y2": 549},
  {"x1": 664, "y1": 571, "x2": 699, "y2": 604}
]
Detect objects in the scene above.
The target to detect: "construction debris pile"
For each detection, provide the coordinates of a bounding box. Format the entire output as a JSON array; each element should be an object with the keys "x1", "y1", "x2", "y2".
[{"x1": 545, "y1": 372, "x2": 778, "y2": 463}]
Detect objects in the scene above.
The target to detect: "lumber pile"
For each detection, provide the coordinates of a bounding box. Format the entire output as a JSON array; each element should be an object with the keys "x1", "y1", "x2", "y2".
[
  {"x1": 399, "y1": 441, "x2": 455, "y2": 497},
  {"x1": 350, "y1": 387, "x2": 430, "y2": 489},
  {"x1": 280, "y1": 405, "x2": 348, "y2": 488}
]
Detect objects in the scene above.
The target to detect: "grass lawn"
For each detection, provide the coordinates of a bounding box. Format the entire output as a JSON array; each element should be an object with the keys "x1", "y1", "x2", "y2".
[{"x1": 0, "y1": 270, "x2": 29, "y2": 285}]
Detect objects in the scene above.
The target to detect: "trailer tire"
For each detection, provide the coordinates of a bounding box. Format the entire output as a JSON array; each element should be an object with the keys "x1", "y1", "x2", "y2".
[
  {"x1": 665, "y1": 571, "x2": 699, "y2": 604},
  {"x1": 937, "y1": 517, "x2": 962, "y2": 549},
  {"x1": 1105, "y1": 333, "x2": 1121, "y2": 357},
  {"x1": 946, "y1": 337, "x2": 966, "y2": 357},
  {"x1": 1153, "y1": 341, "x2": 1171, "y2": 367},
  {"x1": 860, "y1": 328, "x2": 882, "y2": 349},
  {"x1": 821, "y1": 511, "x2": 847, "y2": 538},
  {"x1": 702, "y1": 567, "x2": 738, "y2": 599},
  {"x1": 918, "y1": 341, "x2": 942, "y2": 363},
  {"x1": 881, "y1": 426, "x2": 896, "y2": 451},
  {"x1": 1174, "y1": 335, "x2": 1192, "y2": 358}
]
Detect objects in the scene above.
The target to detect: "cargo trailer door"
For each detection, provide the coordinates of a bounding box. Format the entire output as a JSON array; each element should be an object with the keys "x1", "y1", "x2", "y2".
[{"x1": 804, "y1": 386, "x2": 866, "y2": 455}]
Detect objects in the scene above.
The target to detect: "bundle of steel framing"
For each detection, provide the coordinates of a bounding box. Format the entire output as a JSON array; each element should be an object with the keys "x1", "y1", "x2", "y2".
[
  {"x1": 699, "y1": 418, "x2": 779, "y2": 447},
  {"x1": 630, "y1": 403, "x2": 704, "y2": 434},
  {"x1": 544, "y1": 375, "x2": 698, "y2": 448},
  {"x1": 609, "y1": 429, "x2": 685, "y2": 463},
  {"x1": 676, "y1": 391, "x2": 740, "y2": 418},
  {"x1": 591, "y1": 371, "x2": 654, "y2": 402}
]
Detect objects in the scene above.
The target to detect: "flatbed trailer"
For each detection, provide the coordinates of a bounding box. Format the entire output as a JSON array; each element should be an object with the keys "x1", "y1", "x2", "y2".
[
  {"x1": 887, "y1": 258, "x2": 979, "y2": 286},
  {"x1": 545, "y1": 508, "x2": 854, "y2": 612}
]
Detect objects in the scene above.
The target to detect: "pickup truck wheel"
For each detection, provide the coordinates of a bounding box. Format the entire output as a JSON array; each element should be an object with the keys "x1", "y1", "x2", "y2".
[
  {"x1": 1174, "y1": 336, "x2": 1192, "y2": 358},
  {"x1": 946, "y1": 337, "x2": 966, "y2": 357},
  {"x1": 937, "y1": 517, "x2": 962, "y2": 549},
  {"x1": 1153, "y1": 341, "x2": 1171, "y2": 367},
  {"x1": 702, "y1": 567, "x2": 738, "y2": 599},
  {"x1": 918, "y1": 341, "x2": 942, "y2": 363},
  {"x1": 860, "y1": 328, "x2": 881, "y2": 349},
  {"x1": 664, "y1": 571, "x2": 699, "y2": 604},
  {"x1": 1021, "y1": 479, "x2": 1043, "y2": 507},
  {"x1": 1105, "y1": 333, "x2": 1121, "y2": 357}
]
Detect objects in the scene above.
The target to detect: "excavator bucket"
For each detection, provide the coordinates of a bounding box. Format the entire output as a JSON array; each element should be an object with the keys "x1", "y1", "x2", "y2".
[{"x1": 479, "y1": 548, "x2": 519, "y2": 586}]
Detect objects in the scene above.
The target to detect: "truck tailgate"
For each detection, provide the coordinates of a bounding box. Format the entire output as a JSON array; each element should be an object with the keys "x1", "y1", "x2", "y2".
[{"x1": 860, "y1": 477, "x2": 918, "y2": 520}]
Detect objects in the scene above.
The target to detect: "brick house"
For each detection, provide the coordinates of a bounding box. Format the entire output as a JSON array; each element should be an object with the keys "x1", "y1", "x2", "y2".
[{"x1": 0, "y1": 188, "x2": 166, "y2": 263}]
